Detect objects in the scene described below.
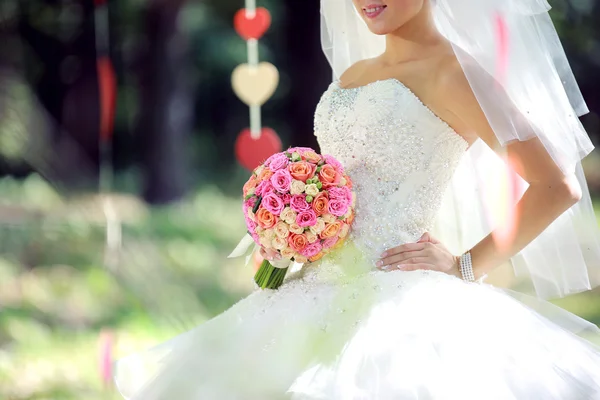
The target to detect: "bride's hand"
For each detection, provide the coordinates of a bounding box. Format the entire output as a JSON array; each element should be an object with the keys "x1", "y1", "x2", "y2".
[
  {"x1": 259, "y1": 247, "x2": 281, "y2": 262},
  {"x1": 376, "y1": 232, "x2": 461, "y2": 278}
]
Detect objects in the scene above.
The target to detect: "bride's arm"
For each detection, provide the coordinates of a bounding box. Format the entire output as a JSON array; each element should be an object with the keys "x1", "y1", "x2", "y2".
[{"x1": 438, "y1": 61, "x2": 581, "y2": 279}]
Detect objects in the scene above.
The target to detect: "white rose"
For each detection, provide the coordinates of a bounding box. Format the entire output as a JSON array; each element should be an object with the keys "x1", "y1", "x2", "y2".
[
  {"x1": 322, "y1": 213, "x2": 336, "y2": 224},
  {"x1": 280, "y1": 207, "x2": 297, "y2": 225},
  {"x1": 260, "y1": 235, "x2": 272, "y2": 248},
  {"x1": 273, "y1": 221, "x2": 290, "y2": 238},
  {"x1": 281, "y1": 247, "x2": 296, "y2": 260},
  {"x1": 289, "y1": 223, "x2": 304, "y2": 234},
  {"x1": 290, "y1": 180, "x2": 306, "y2": 195},
  {"x1": 272, "y1": 236, "x2": 287, "y2": 250},
  {"x1": 339, "y1": 223, "x2": 350, "y2": 238},
  {"x1": 309, "y1": 218, "x2": 326, "y2": 235},
  {"x1": 294, "y1": 255, "x2": 308, "y2": 264},
  {"x1": 305, "y1": 230, "x2": 318, "y2": 243},
  {"x1": 304, "y1": 184, "x2": 319, "y2": 197}
]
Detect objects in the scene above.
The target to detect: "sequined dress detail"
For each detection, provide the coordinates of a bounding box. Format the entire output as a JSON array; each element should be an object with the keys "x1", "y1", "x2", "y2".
[{"x1": 114, "y1": 79, "x2": 600, "y2": 400}]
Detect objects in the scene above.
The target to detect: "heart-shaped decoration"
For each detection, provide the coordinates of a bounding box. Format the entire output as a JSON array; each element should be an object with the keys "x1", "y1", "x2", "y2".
[
  {"x1": 234, "y1": 7, "x2": 271, "y2": 40},
  {"x1": 235, "y1": 127, "x2": 282, "y2": 171},
  {"x1": 232, "y1": 62, "x2": 279, "y2": 106}
]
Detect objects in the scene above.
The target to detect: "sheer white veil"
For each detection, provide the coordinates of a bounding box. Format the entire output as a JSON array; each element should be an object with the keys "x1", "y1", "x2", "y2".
[{"x1": 320, "y1": 0, "x2": 600, "y2": 300}]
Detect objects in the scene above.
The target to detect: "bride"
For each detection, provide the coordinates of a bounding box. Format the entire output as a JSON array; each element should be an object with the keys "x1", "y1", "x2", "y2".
[{"x1": 115, "y1": 0, "x2": 600, "y2": 398}]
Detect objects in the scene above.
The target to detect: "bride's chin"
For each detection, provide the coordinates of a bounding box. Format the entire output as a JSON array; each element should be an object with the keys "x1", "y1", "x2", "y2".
[{"x1": 364, "y1": 21, "x2": 396, "y2": 36}]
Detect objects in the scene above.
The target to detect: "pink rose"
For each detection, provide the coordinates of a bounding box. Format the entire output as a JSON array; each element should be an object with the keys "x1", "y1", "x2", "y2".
[
  {"x1": 268, "y1": 153, "x2": 290, "y2": 171},
  {"x1": 324, "y1": 154, "x2": 344, "y2": 173},
  {"x1": 287, "y1": 146, "x2": 314, "y2": 154},
  {"x1": 245, "y1": 216, "x2": 257, "y2": 233},
  {"x1": 290, "y1": 194, "x2": 310, "y2": 213},
  {"x1": 322, "y1": 236, "x2": 339, "y2": 249},
  {"x1": 244, "y1": 196, "x2": 258, "y2": 213},
  {"x1": 296, "y1": 210, "x2": 318, "y2": 228},
  {"x1": 301, "y1": 242, "x2": 322, "y2": 258},
  {"x1": 328, "y1": 199, "x2": 349, "y2": 217},
  {"x1": 328, "y1": 187, "x2": 351, "y2": 203},
  {"x1": 281, "y1": 193, "x2": 292, "y2": 205},
  {"x1": 255, "y1": 180, "x2": 274, "y2": 197},
  {"x1": 262, "y1": 193, "x2": 285, "y2": 216},
  {"x1": 270, "y1": 169, "x2": 293, "y2": 193}
]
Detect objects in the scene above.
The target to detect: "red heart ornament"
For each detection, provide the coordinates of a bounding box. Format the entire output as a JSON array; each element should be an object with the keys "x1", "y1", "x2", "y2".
[
  {"x1": 234, "y1": 7, "x2": 271, "y2": 41},
  {"x1": 235, "y1": 127, "x2": 282, "y2": 171}
]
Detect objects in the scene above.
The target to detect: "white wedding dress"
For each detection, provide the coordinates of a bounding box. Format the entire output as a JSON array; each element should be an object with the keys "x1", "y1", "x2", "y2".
[{"x1": 115, "y1": 79, "x2": 600, "y2": 399}]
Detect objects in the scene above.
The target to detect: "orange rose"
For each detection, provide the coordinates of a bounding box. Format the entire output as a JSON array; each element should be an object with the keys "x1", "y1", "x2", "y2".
[
  {"x1": 312, "y1": 192, "x2": 329, "y2": 216},
  {"x1": 319, "y1": 164, "x2": 341, "y2": 188},
  {"x1": 309, "y1": 252, "x2": 324, "y2": 263},
  {"x1": 288, "y1": 233, "x2": 308, "y2": 252},
  {"x1": 319, "y1": 221, "x2": 341, "y2": 239},
  {"x1": 258, "y1": 167, "x2": 274, "y2": 182},
  {"x1": 243, "y1": 176, "x2": 258, "y2": 196},
  {"x1": 288, "y1": 161, "x2": 316, "y2": 183},
  {"x1": 302, "y1": 150, "x2": 322, "y2": 164},
  {"x1": 255, "y1": 208, "x2": 277, "y2": 229}
]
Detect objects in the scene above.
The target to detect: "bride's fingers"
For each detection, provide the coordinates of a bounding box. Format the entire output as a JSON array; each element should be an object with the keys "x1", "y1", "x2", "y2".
[
  {"x1": 379, "y1": 257, "x2": 430, "y2": 271},
  {"x1": 397, "y1": 262, "x2": 435, "y2": 272},
  {"x1": 377, "y1": 250, "x2": 426, "y2": 267},
  {"x1": 381, "y1": 242, "x2": 428, "y2": 258}
]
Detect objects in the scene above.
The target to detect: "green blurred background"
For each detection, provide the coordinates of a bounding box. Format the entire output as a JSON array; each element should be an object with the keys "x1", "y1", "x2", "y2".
[{"x1": 0, "y1": 0, "x2": 600, "y2": 399}]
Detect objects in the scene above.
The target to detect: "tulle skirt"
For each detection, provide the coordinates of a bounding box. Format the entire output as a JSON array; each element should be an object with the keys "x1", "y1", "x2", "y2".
[{"x1": 114, "y1": 258, "x2": 600, "y2": 400}]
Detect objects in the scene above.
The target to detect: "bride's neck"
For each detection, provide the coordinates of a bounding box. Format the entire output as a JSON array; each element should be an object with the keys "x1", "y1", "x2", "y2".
[{"x1": 383, "y1": 4, "x2": 446, "y2": 65}]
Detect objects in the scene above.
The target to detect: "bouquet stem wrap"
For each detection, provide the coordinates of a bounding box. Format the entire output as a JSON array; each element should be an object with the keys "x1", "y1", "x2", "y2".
[{"x1": 254, "y1": 258, "x2": 291, "y2": 289}]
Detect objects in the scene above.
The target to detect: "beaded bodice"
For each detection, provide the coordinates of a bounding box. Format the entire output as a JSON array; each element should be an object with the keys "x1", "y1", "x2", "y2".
[{"x1": 314, "y1": 79, "x2": 468, "y2": 267}]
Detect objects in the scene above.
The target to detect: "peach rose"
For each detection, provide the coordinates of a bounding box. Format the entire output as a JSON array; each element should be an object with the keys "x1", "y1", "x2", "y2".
[
  {"x1": 312, "y1": 193, "x2": 329, "y2": 216},
  {"x1": 320, "y1": 221, "x2": 342, "y2": 239},
  {"x1": 280, "y1": 207, "x2": 297, "y2": 225},
  {"x1": 288, "y1": 233, "x2": 308, "y2": 252},
  {"x1": 281, "y1": 247, "x2": 296, "y2": 260},
  {"x1": 258, "y1": 167, "x2": 274, "y2": 182},
  {"x1": 289, "y1": 223, "x2": 304, "y2": 234},
  {"x1": 290, "y1": 180, "x2": 306, "y2": 195},
  {"x1": 247, "y1": 209, "x2": 256, "y2": 222},
  {"x1": 288, "y1": 161, "x2": 316, "y2": 182},
  {"x1": 302, "y1": 150, "x2": 322, "y2": 164},
  {"x1": 271, "y1": 236, "x2": 288, "y2": 251},
  {"x1": 273, "y1": 221, "x2": 290, "y2": 239},
  {"x1": 318, "y1": 164, "x2": 341, "y2": 188},
  {"x1": 305, "y1": 230, "x2": 318, "y2": 243},
  {"x1": 255, "y1": 208, "x2": 277, "y2": 229}
]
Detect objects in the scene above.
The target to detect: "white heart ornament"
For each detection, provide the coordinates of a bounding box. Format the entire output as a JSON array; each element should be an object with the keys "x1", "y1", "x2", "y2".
[{"x1": 232, "y1": 62, "x2": 279, "y2": 106}]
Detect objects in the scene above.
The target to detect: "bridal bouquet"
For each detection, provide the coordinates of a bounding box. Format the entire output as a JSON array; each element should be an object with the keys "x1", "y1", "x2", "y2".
[{"x1": 241, "y1": 147, "x2": 355, "y2": 289}]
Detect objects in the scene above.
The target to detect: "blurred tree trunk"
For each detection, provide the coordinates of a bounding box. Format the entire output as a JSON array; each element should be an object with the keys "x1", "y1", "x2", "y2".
[
  {"x1": 285, "y1": 0, "x2": 331, "y2": 151},
  {"x1": 136, "y1": 0, "x2": 190, "y2": 204}
]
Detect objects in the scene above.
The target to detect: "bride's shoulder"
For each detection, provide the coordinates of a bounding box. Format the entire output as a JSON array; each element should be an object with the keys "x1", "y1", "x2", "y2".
[{"x1": 338, "y1": 58, "x2": 378, "y2": 87}]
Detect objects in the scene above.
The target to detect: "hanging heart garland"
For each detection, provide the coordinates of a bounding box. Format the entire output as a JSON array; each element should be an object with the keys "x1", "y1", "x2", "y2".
[{"x1": 232, "y1": 2, "x2": 282, "y2": 170}]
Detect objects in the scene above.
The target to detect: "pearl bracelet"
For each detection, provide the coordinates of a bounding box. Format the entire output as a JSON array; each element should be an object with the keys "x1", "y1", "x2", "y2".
[{"x1": 459, "y1": 251, "x2": 476, "y2": 282}]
